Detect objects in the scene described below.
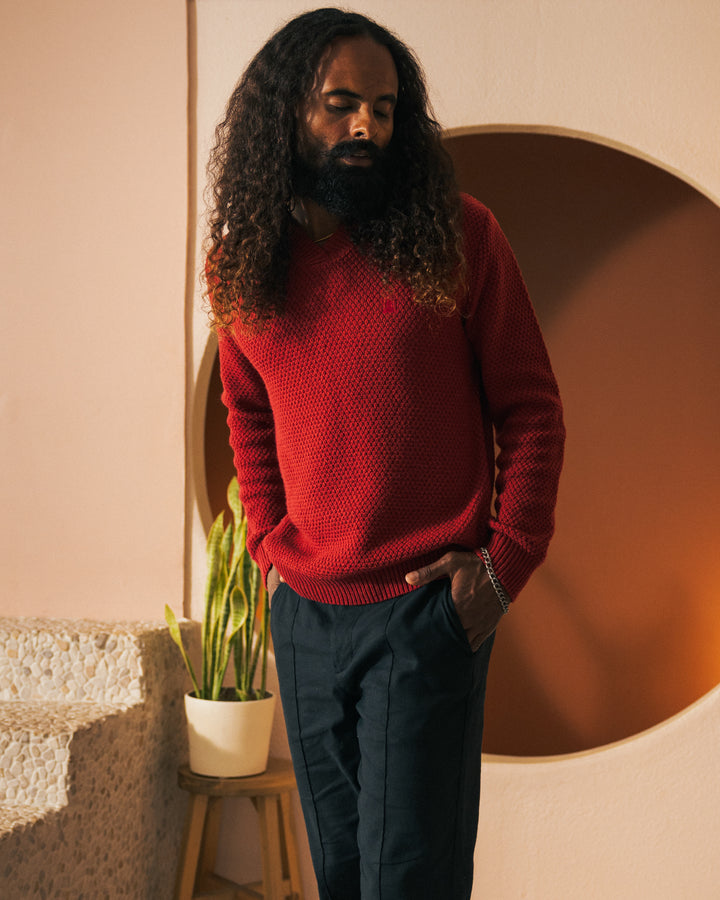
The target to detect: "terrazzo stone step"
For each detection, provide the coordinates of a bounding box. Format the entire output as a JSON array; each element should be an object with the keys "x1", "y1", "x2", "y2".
[
  {"x1": 0, "y1": 700, "x2": 118, "y2": 811},
  {"x1": 0, "y1": 617, "x2": 146, "y2": 706},
  {"x1": 0, "y1": 617, "x2": 193, "y2": 897},
  {"x1": 0, "y1": 802, "x2": 45, "y2": 835}
]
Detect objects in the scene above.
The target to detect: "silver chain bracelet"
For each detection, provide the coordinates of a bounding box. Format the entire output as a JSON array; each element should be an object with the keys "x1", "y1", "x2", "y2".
[{"x1": 480, "y1": 547, "x2": 511, "y2": 615}]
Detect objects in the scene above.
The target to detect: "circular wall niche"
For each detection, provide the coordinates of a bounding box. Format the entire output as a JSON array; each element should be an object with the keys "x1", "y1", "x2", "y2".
[
  {"x1": 445, "y1": 129, "x2": 720, "y2": 755},
  {"x1": 200, "y1": 130, "x2": 720, "y2": 756}
]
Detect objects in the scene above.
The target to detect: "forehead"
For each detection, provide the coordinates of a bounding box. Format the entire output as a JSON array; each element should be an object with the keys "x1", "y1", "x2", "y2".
[{"x1": 312, "y1": 35, "x2": 398, "y2": 97}]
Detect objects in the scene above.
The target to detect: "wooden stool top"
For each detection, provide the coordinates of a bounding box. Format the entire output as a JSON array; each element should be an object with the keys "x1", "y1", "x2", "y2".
[{"x1": 178, "y1": 757, "x2": 296, "y2": 798}]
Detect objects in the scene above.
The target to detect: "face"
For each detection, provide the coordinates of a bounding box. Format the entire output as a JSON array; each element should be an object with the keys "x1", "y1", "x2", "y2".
[
  {"x1": 293, "y1": 35, "x2": 399, "y2": 222},
  {"x1": 300, "y1": 35, "x2": 398, "y2": 163}
]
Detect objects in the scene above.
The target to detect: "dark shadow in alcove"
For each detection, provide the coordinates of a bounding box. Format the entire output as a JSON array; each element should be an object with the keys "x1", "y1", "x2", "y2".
[
  {"x1": 445, "y1": 131, "x2": 695, "y2": 326},
  {"x1": 204, "y1": 350, "x2": 238, "y2": 528}
]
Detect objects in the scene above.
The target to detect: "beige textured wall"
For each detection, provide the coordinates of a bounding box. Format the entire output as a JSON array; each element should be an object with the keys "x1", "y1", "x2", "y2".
[
  {"x1": 194, "y1": 2, "x2": 720, "y2": 898},
  {"x1": 0, "y1": 0, "x2": 188, "y2": 620}
]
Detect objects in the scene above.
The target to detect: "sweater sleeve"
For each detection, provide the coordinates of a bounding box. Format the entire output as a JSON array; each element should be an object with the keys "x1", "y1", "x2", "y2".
[
  {"x1": 217, "y1": 329, "x2": 287, "y2": 582},
  {"x1": 463, "y1": 201, "x2": 565, "y2": 599}
]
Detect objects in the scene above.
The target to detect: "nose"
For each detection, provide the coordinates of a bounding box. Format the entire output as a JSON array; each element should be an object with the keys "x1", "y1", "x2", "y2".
[{"x1": 350, "y1": 105, "x2": 377, "y2": 141}]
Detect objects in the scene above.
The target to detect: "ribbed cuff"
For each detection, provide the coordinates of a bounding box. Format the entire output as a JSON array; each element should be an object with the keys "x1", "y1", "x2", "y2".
[{"x1": 483, "y1": 531, "x2": 543, "y2": 601}]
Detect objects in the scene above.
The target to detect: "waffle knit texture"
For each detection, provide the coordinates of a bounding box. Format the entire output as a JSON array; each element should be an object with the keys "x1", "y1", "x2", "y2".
[{"x1": 217, "y1": 194, "x2": 565, "y2": 605}]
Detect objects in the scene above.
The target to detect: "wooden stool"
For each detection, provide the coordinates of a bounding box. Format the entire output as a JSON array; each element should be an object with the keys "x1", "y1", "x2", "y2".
[{"x1": 174, "y1": 758, "x2": 304, "y2": 900}]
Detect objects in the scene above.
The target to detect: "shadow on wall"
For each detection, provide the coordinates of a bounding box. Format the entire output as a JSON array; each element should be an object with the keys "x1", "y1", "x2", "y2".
[{"x1": 200, "y1": 131, "x2": 720, "y2": 756}]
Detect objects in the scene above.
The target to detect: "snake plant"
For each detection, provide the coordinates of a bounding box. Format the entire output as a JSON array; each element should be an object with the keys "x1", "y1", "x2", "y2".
[{"x1": 165, "y1": 477, "x2": 270, "y2": 700}]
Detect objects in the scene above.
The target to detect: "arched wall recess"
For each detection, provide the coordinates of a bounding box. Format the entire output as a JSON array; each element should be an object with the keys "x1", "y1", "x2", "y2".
[
  {"x1": 196, "y1": 127, "x2": 720, "y2": 756},
  {"x1": 444, "y1": 127, "x2": 720, "y2": 755},
  {"x1": 192, "y1": 330, "x2": 222, "y2": 535}
]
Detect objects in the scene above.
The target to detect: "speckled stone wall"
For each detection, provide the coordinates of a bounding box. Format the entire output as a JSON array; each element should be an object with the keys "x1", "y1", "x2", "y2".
[{"x1": 0, "y1": 618, "x2": 197, "y2": 899}]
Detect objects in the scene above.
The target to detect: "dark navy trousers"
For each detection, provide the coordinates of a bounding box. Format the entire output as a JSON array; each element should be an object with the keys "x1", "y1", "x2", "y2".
[{"x1": 271, "y1": 579, "x2": 494, "y2": 900}]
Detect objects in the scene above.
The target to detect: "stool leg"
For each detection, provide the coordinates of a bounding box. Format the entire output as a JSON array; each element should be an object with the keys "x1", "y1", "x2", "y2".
[
  {"x1": 197, "y1": 796, "x2": 224, "y2": 887},
  {"x1": 254, "y1": 795, "x2": 285, "y2": 900},
  {"x1": 279, "y1": 792, "x2": 304, "y2": 900},
  {"x1": 174, "y1": 793, "x2": 209, "y2": 900}
]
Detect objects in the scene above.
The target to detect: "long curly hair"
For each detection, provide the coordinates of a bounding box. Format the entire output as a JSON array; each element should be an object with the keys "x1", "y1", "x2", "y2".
[{"x1": 205, "y1": 7, "x2": 464, "y2": 331}]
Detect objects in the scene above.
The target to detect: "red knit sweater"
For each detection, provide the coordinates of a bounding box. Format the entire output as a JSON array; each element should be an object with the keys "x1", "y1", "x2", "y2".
[{"x1": 217, "y1": 194, "x2": 565, "y2": 605}]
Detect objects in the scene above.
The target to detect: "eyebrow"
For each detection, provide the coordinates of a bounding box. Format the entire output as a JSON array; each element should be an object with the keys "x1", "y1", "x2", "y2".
[{"x1": 324, "y1": 88, "x2": 397, "y2": 105}]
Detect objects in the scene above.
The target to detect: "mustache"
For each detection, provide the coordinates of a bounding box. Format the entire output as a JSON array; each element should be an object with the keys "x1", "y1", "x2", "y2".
[{"x1": 328, "y1": 140, "x2": 382, "y2": 161}]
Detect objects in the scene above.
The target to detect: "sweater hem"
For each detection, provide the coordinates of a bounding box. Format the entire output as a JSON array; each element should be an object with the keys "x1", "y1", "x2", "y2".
[{"x1": 276, "y1": 551, "x2": 448, "y2": 606}]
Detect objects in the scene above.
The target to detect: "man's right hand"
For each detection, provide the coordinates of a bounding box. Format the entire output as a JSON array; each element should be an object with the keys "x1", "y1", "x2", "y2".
[{"x1": 266, "y1": 565, "x2": 284, "y2": 605}]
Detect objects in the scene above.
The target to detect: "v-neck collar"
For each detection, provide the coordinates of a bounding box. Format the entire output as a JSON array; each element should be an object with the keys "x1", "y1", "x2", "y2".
[{"x1": 290, "y1": 217, "x2": 355, "y2": 265}]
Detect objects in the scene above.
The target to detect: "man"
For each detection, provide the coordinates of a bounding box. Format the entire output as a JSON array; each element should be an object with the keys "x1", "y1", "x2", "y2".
[{"x1": 206, "y1": 9, "x2": 565, "y2": 899}]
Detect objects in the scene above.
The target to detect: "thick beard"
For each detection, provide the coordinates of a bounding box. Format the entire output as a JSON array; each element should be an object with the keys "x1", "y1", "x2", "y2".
[{"x1": 292, "y1": 139, "x2": 391, "y2": 225}]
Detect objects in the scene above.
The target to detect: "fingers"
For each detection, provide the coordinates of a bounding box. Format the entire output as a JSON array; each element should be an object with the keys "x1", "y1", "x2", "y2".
[
  {"x1": 466, "y1": 600, "x2": 504, "y2": 649},
  {"x1": 405, "y1": 552, "x2": 455, "y2": 586},
  {"x1": 469, "y1": 629, "x2": 494, "y2": 653}
]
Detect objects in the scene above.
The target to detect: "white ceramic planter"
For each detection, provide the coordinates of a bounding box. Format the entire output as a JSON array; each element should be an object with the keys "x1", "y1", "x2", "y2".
[{"x1": 184, "y1": 691, "x2": 276, "y2": 777}]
